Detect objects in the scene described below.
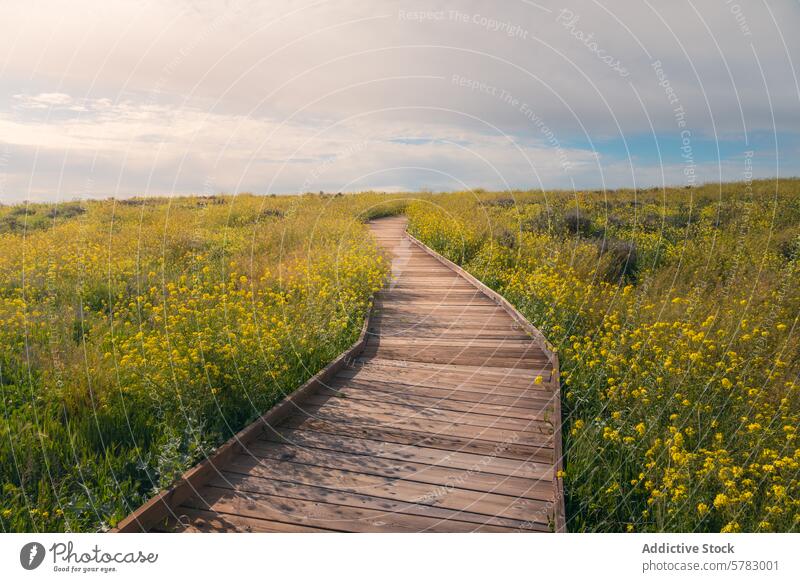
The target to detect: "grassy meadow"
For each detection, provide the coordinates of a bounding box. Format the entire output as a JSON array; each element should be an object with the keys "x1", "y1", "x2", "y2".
[
  {"x1": 1, "y1": 180, "x2": 798, "y2": 533},
  {"x1": 0, "y1": 193, "x2": 398, "y2": 531},
  {"x1": 405, "y1": 179, "x2": 800, "y2": 532}
]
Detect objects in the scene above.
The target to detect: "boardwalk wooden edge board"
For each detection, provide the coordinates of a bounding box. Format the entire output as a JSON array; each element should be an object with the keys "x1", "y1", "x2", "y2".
[
  {"x1": 403, "y1": 230, "x2": 566, "y2": 533},
  {"x1": 114, "y1": 300, "x2": 376, "y2": 533}
]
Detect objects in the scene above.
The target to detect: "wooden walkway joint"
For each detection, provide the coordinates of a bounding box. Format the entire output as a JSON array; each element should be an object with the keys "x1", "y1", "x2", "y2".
[{"x1": 116, "y1": 216, "x2": 565, "y2": 533}]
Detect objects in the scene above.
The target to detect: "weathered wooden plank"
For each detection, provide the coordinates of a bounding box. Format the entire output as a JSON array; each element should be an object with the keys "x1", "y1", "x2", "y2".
[
  {"x1": 243, "y1": 440, "x2": 555, "y2": 500},
  {"x1": 328, "y1": 376, "x2": 554, "y2": 409},
  {"x1": 369, "y1": 326, "x2": 533, "y2": 340},
  {"x1": 300, "y1": 393, "x2": 550, "y2": 432},
  {"x1": 360, "y1": 348, "x2": 551, "y2": 370},
  {"x1": 158, "y1": 508, "x2": 332, "y2": 533},
  {"x1": 370, "y1": 316, "x2": 512, "y2": 329},
  {"x1": 182, "y1": 484, "x2": 516, "y2": 533},
  {"x1": 282, "y1": 415, "x2": 554, "y2": 463},
  {"x1": 349, "y1": 357, "x2": 552, "y2": 383},
  {"x1": 372, "y1": 337, "x2": 543, "y2": 349},
  {"x1": 292, "y1": 402, "x2": 554, "y2": 446},
  {"x1": 207, "y1": 472, "x2": 539, "y2": 530},
  {"x1": 374, "y1": 303, "x2": 507, "y2": 314},
  {"x1": 318, "y1": 382, "x2": 550, "y2": 419},
  {"x1": 265, "y1": 428, "x2": 551, "y2": 479},
  {"x1": 220, "y1": 455, "x2": 553, "y2": 523}
]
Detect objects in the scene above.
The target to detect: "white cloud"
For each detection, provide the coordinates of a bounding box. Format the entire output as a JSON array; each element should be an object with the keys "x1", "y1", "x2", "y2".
[
  {"x1": 13, "y1": 92, "x2": 74, "y2": 109},
  {"x1": 0, "y1": 0, "x2": 798, "y2": 201}
]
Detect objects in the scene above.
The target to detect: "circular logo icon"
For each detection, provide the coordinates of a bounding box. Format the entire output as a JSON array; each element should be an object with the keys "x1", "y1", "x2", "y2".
[{"x1": 20, "y1": 542, "x2": 46, "y2": 570}]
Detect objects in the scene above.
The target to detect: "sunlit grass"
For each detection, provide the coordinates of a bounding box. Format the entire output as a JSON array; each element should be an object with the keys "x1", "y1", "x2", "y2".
[
  {"x1": 0, "y1": 192, "x2": 400, "y2": 531},
  {"x1": 406, "y1": 180, "x2": 800, "y2": 532}
]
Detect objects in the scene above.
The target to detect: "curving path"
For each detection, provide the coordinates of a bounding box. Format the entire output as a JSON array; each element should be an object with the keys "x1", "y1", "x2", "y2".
[{"x1": 117, "y1": 216, "x2": 564, "y2": 533}]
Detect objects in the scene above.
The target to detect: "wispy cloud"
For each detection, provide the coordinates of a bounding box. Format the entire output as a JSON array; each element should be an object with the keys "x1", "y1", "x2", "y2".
[
  {"x1": 12, "y1": 92, "x2": 75, "y2": 109},
  {"x1": 0, "y1": 0, "x2": 798, "y2": 201}
]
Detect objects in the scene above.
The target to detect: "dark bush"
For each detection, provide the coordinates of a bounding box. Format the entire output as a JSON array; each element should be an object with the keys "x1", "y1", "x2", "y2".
[
  {"x1": 494, "y1": 228, "x2": 517, "y2": 249},
  {"x1": 228, "y1": 207, "x2": 286, "y2": 227},
  {"x1": 47, "y1": 204, "x2": 86, "y2": 220},
  {"x1": 72, "y1": 318, "x2": 88, "y2": 344},
  {"x1": 119, "y1": 198, "x2": 145, "y2": 206},
  {"x1": 195, "y1": 195, "x2": 226, "y2": 206},
  {"x1": 80, "y1": 280, "x2": 117, "y2": 315},
  {"x1": 259, "y1": 208, "x2": 285, "y2": 219},
  {"x1": 639, "y1": 212, "x2": 663, "y2": 231},
  {"x1": 0, "y1": 216, "x2": 23, "y2": 233},
  {"x1": 597, "y1": 238, "x2": 639, "y2": 282},
  {"x1": 521, "y1": 212, "x2": 553, "y2": 233},
  {"x1": 665, "y1": 212, "x2": 692, "y2": 228},
  {"x1": 563, "y1": 208, "x2": 593, "y2": 236},
  {"x1": 604, "y1": 215, "x2": 626, "y2": 229},
  {"x1": 776, "y1": 232, "x2": 800, "y2": 261},
  {"x1": 481, "y1": 198, "x2": 515, "y2": 208}
]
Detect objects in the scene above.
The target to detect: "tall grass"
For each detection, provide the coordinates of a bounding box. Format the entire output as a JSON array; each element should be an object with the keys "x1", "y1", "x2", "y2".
[
  {"x1": 406, "y1": 180, "x2": 800, "y2": 532},
  {"x1": 0, "y1": 192, "x2": 394, "y2": 531},
  {"x1": 3, "y1": 182, "x2": 798, "y2": 533}
]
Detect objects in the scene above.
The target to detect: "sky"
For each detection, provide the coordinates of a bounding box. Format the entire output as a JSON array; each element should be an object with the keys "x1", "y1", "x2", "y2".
[{"x1": 0, "y1": 0, "x2": 798, "y2": 202}]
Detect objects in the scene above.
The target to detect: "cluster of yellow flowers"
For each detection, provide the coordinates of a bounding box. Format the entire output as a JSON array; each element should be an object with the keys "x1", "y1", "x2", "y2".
[
  {"x1": 0, "y1": 193, "x2": 393, "y2": 532},
  {"x1": 407, "y1": 181, "x2": 800, "y2": 532}
]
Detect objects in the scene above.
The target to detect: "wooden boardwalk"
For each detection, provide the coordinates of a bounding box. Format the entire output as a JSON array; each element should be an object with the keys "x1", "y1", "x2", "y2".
[{"x1": 116, "y1": 216, "x2": 564, "y2": 533}]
